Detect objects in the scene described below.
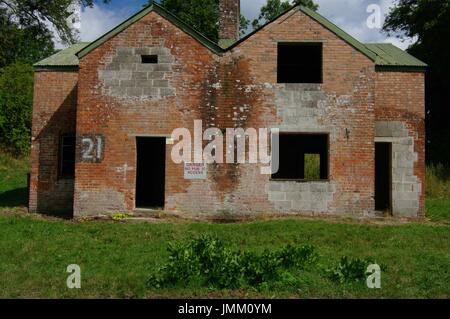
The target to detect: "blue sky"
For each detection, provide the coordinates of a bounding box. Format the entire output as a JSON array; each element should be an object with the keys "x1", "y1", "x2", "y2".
[{"x1": 73, "y1": 0, "x2": 414, "y2": 50}]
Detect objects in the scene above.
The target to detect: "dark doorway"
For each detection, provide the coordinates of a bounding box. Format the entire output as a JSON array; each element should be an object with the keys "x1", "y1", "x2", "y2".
[
  {"x1": 136, "y1": 137, "x2": 166, "y2": 209},
  {"x1": 375, "y1": 142, "x2": 392, "y2": 212}
]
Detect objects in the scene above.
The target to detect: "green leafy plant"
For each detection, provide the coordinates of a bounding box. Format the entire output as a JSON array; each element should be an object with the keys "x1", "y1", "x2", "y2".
[
  {"x1": 148, "y1": 235, "x2": 318, "y2": 289},
  {"x1": 0, "y1": 62, "x2": 33, "y2": 155},
  {"x1": 326, "y1": 256, "x2": 377, "y2": 284},
  {"x1": 276, "y1": 244, "x2": 317, "y2": 269},
  {"x1": 111, "y1": 213, "x2": 129, "y2": 221}
]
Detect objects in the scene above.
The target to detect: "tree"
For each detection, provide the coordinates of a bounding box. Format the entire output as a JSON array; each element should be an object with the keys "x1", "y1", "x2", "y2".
[
  {"x1": 0, "y1": 0, "x2": 111, "y2": 45},
  {"x1": 159, "y1": 0, "x2": 250, "y2": 42},
  {"x1": 159, "y1": 0, "x2": 220, "y2": 41},
  {"x1": 0, "y1": 9, "x2": 55, "y2": 67},
  {"x1": 252, "y1": 0, "x2": 318, "y2": 29},
  {"x1": 0, "y1": 62, "x2": 34, "y2": 155},
  {"x1": 383, "y1": 0, "x2": 450, "y2": 164}
]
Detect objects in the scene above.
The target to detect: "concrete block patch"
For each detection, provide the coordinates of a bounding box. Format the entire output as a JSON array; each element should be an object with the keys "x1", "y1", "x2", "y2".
[{"x1": 99, "y1": 46, "x2": 176, "y2": 99}]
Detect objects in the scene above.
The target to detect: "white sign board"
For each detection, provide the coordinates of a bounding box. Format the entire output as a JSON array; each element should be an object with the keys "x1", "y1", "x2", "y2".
[{"x1": 184, "y1": 163, "x2": 207, "y2": 180}]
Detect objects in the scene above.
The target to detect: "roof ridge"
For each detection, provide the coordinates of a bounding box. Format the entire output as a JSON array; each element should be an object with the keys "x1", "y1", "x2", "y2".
[
  {"x1": 34, "y1": 2, "x2": 426, "y2": 71},
  {"x1": 297, "y1": 5, "x2": 377, "y2": 61},
  {"x1": 76, "y1": 2, "x2": 223, "y2": 59}
]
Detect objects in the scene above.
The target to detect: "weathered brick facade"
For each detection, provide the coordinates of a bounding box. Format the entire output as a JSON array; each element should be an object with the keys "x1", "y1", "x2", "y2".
[
  {"x1": 29, "y1": 71, "x2": 78, "y2": 214},
  {"x1": 30, "y1": 2, "x2": 426, "y2": 218}
]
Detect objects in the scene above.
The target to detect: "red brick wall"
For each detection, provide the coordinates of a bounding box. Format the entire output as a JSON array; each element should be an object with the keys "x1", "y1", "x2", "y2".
[
  {"x1": 29, "y1": 70, "x2": 78, "y2": 215},
  {"x1": 75, "y1": 11, "x2": 219, "y2": 216},
  {"x1": 375, "y1": 71, "x2": 426, "y2": 216},
  {"x1": 219, "y1": 9, "x2": 376, "y2": 215},
  {"x1": 74, "y1": 8, "x2": 379, "y2": 217},
  {"x1": 30, "y1": 7, "x2": 424, "y2": 218}
]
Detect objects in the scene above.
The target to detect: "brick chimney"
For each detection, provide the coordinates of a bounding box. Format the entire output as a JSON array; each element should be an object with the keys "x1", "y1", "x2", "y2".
[{"x1": 218, "y1": 0, "x2": 240, "y2": 48}]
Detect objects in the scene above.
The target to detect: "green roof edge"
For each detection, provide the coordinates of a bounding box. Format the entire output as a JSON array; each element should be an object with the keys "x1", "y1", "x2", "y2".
[
  {"x1": 298, "y1": 6, "x2": 378, "y2": 61},
  {"x1": 225, "y1": 5, "x2": 378, "y2": 61},
  {"x1": 34, "y1": 42, "x2": 90, "y2": 68},
  {"x1": 77, "y1": 2, "x2": 223, "y2": 59},
  {"x1": 37, "y1": 2, "x2": 427, "y2": 72},
  {"x1": 365, "y1": 43, "x2": 427, "y2": 69}
]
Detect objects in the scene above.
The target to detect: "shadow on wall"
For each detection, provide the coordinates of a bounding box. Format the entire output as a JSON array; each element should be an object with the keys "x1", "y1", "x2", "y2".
[{"x1": 33, "y1": 85, "x2": 77, "y2": 219}]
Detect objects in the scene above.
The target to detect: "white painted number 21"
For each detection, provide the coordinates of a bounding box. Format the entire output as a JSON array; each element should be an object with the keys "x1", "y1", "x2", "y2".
[{"x1": 82, "y1": 136, "x2": 103, "y2": 161}]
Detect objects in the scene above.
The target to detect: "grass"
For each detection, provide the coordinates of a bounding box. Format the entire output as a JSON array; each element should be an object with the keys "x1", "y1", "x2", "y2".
[
  {"x1": 0, "y1": 213, "x2": 448, "y2": 298},
  {"x1": 426, "y1": 164, "x2": 450, "y2": 199},
  {"x1": 0, "y1": 152, "x2": 449, "y2": 298},
  {"x1": 426, "y1": 198, "x2": 450, "y2": 224},
  {"x1": 0, "y1": 153, "x2": 29, "y2": 207}
]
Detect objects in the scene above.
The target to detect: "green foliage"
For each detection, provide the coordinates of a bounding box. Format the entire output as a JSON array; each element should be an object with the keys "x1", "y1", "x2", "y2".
[
  {"x1": 159, "y1": 0, "x2": 219, "y2": 42},
  {"x1": 326, "y1": 256, "x2": 375, "y2": 284},
  {"x1": 0, "y1": 1, "x2": 110, "y2": 45},
  {"x1": 0, "y1": 62, "x2": 33, "y2": 155},
  {"x1": 111, "y1": 213, "x2": 129, "y2": 221},
  {"x1": 383, "y1": 0, "x2": 450, "y2": 165},
  {"x1": 304, "y1": 154, "x2": 321, "y2": 180},
  {"x1": 0, "y1": 14, "x2": 55, "y2": 68},
  {"x1": 148, "y1": 235, "x2": 318, "y2": 289},
  {"x1": 0, "y1": 152, "x2": 29, "y2": 207},
  {"x1": 426, "y1": 164, "x2": 450, "y2": 199},
  {"x1": 159, "y1": 0, "x2": 249, "y2": 42},
  {"x1": 427, "y1": 198, "x2": 450, "y2": 223},
  {"x1": 0, "y1": 210, "x2": 448, "y2": 298},
  {"x1": 252, "y1": 0, "x2": 318, "y2": 29}
]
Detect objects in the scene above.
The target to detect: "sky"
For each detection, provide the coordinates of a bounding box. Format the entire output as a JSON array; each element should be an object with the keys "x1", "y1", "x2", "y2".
[{"x1": 67, "y1": 0, "x2": 413, "y2": 50}]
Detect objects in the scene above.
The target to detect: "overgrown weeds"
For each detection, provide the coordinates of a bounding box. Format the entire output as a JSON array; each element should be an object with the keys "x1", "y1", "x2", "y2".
[
  {"x1": 426, "y1": 164, "x2": 450, "y2": 199},
  {"x1": 148, "y1": 235, "x2": 381, "y2": 290}
]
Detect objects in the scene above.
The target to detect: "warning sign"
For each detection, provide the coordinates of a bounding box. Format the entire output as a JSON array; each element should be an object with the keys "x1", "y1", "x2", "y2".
[{"x1": 184, "y1": 163, "x2": 207, "y2": 180}]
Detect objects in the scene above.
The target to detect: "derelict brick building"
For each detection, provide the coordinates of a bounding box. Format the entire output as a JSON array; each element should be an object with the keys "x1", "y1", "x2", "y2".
[{"x1": 30, "y1": 1, "x2": 427, "y2": 218}]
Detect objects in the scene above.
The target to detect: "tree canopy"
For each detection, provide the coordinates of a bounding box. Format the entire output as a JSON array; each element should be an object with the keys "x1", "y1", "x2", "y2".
[
  {"x1": 0, "y1": 0, "x2": 110, "y2": 45},
  {"x1": 252, "y1": 0, "x2": 318, "y2": 29},
  {"x1": 159, "y1": 0, "x2": 318, "y2": 42},
  {"x1": 159, "y1": 0, "x2": 251, "y2": 42},
  {"x1": 0, "y1": 62, "x2": 34, "y2": 155},
  {"x1": 383, "y1": 0, "x2": 450, "y2": 164},
  {"x1": 0, "y1": 0, "x2": 111, "y2": 155}
]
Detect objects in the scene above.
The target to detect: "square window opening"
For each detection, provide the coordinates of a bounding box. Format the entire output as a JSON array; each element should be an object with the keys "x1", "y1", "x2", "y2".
[
  {"x1": 141, "y1": 55, "x2": 158, "y2": 64},
  {"x1": 272, "y1": 134, "x2": 328, "y2": 181},
  {"x1": 277, "y1": 42, "x2": 323, "y2": 83},
  {"x1": 59, "y1": 134, "x2": 76, "y2": 179}
]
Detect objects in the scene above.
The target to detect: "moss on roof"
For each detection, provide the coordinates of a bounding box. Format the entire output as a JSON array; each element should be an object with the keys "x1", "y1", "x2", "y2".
[
  {"x1": 34, "y1": 42, "x2": 90, "y2": 68},
  {"x1": 34, "y1": 3, "x2": 426, "y2": 72}
]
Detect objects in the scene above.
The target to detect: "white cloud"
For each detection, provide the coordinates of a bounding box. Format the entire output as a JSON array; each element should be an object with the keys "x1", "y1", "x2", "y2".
[
  {"x1": 240, "y1": 0, "x2": 414, "y2": 49},
  {"x1": 241, "y1": 0, "x2": 267, "y2": 20},
  {"x1": 54, "y1": 0, "x2": 413, "y2": 51},
  {"x1": 53, "y1": 4, "x2": 126, "y2": 49},
  {"x1": 80, "y1": 5, "x2": 126, "y2": 42},
  {"x1": 314, "y1": 0, "x2": 414, "y2": 49}
]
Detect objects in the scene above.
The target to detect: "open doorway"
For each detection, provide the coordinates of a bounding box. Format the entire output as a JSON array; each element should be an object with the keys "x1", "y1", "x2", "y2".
[
  {"x1": 375, "y1": 142, "x2": 392, "y2": 212},
  {"x1": 135, "y1": 137, "x2": 166, "y2": 209}
]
